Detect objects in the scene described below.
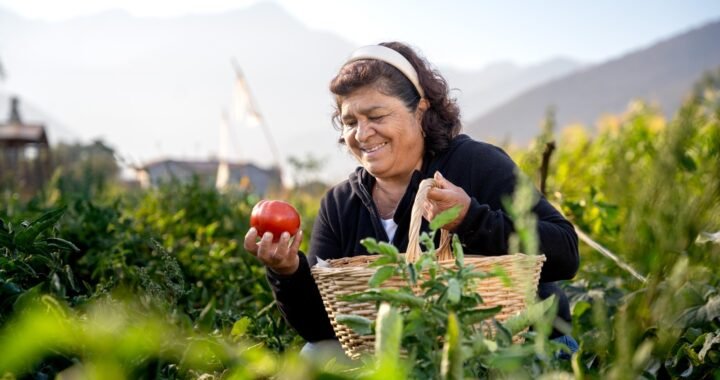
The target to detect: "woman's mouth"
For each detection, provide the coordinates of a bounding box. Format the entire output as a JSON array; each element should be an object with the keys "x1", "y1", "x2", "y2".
[{"x1": 361, "y1": 142, "x2": 388, "y2": 154}]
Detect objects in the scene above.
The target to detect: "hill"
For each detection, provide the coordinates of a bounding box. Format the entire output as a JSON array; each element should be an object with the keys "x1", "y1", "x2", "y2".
[{"x1": 465, "y1": 19, "x2": 720, "y2": 142}]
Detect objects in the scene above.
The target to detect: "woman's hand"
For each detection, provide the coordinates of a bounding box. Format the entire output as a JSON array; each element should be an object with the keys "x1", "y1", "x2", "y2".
[
  {"x1": 244, "y1": 228, "x2": 303, "y2": 275},
  {"x1": 424, "y1": 171, "x2": 471, "y2": 232}
]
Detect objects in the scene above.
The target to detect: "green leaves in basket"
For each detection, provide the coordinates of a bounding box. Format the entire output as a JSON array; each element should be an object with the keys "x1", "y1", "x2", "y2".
[
  {"x1": 369, "y1": 266, "x2": 396, "y2": 288},
  {"x1": 430, "y1": 205, "x2": 462, "y2": 231},
  {"x1": 342, "y1": 289, "x2": 425, "y2": 308},
  {"x1": 336, "y1": 314, "x2": 373, "y2": 336}
]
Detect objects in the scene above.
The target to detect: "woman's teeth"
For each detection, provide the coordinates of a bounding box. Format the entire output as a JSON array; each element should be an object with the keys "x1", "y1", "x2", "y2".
[{"x1": 363, "y1": 142, "x2": 387, "y2": 153}]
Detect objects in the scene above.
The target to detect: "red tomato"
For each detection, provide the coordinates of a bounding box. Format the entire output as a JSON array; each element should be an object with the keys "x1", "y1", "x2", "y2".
[{"x1": 250, "y1": 200, "x2": 301, "y2": 242}]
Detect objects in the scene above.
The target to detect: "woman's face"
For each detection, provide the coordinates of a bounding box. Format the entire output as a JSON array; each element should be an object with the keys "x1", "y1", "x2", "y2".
[{"x1": 340, "y1": 85, "x2": 426, "y2": 182}]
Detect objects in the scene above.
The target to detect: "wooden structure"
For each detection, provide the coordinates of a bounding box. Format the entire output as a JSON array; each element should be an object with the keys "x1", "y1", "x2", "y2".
[{"x1": 0, "y1": 97, "x2": 51, "y2": 190}]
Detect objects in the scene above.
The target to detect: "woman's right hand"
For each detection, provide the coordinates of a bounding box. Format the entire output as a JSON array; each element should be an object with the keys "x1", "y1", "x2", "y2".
[{"x1": 244, "y1": 228, "x2": 303, "y2": 275}]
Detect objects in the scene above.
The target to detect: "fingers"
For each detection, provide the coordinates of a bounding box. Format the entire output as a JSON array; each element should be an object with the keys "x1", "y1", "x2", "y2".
[
  {"x1": 290, "y1": 229, "x2": 303, "y2": 253},
  {"x1": 244, "y1": 227, "x2": 259, "y2": 256},
  {"x1": 248, "y1": 229, "x2": 302, "y2": 274},
  {"x1": 428, "y1": 171, "x2": 458, "y2": 202},
  {"x1": 256, "y1": 231, "x2": 278, "y2": 264},
  {"x1": 424, "y1": 171, "x2": 471, "y2": 231}
]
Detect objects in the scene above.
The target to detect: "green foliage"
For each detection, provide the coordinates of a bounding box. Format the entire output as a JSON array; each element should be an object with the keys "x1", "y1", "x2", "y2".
[
  {"x1": 512, "y1": 68, "x2": 720, "y2": 379},
  {"x1": 0, "y1": 176, "x2": 307, "y2": 377},
  {"x1": 1, "y1": 68, "x2": 720, "y2": 379}
]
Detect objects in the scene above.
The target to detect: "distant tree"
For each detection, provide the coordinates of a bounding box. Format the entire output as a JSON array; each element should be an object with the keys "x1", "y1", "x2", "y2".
[
  {"x1": 287, "y1": 153, "x2": 328, "y2": 194},
  {"x1": 50, "y1": 139, "x2": 121, "y2": 197}
]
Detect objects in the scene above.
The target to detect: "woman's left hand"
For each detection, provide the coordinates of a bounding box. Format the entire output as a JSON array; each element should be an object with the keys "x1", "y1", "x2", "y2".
[{"x1": 424, "y1": 171, "x2": 471, "y2": 231}]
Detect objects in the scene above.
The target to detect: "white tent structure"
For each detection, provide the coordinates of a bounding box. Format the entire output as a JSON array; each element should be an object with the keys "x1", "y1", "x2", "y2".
[{"x1": 216, "y1": 60, "x2": 283, "y2": 190}]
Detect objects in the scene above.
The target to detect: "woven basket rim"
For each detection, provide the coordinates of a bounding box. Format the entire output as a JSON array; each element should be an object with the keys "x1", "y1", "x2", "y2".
[{"x1": 311, "y1": 253, "x2": 546, "y2": 273}]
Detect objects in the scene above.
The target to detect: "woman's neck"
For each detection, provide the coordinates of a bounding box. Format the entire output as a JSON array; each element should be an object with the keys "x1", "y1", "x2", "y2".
[{"x1": 373, "y1": 172, "x2": 414, "y2": 219}]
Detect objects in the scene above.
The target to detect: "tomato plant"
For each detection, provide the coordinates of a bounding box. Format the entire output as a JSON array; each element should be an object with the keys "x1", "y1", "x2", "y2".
[{"x1": 250, "y1": 200, "x2": 301, "y2": 242}]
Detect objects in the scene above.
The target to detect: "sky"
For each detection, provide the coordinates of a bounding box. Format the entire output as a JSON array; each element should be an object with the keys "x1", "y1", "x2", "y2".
[
  {"x1": 1, "y1": 0, "x2": 719, "y2": 69},
  {"x1": 1, "y1": 0, "x2": 720, "y2": 183}
]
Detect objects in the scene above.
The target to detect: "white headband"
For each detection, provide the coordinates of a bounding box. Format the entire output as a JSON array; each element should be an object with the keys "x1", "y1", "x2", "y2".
[{"x1": 345, "y1": 45, "x2": 425, "y2": 98}]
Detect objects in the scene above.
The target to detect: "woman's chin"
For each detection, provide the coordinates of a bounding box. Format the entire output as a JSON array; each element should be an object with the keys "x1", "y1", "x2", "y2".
[{"x1": 362, "y1": 163, "x2": 387, "y2": 178}]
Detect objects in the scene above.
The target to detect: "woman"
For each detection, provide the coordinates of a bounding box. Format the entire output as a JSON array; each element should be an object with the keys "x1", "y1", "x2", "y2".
[{"x1": 244, "y1": 42, "x2": 579, "y2": 355}]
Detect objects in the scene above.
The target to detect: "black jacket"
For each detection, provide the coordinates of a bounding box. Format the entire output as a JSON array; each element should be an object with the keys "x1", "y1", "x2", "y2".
[{"x1": 267, "y1": 134, "x2": 579, "y2": 341}]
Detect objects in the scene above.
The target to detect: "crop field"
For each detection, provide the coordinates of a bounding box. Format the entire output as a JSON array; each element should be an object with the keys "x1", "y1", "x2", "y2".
[{"x1": 1, "y1": 72, "x2": 719, "y2": 379}]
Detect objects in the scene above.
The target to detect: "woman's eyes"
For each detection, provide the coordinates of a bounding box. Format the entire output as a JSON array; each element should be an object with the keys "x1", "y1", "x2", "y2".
[{"x1": 343, "y1": 115, "x2": 386, "y2": 129}]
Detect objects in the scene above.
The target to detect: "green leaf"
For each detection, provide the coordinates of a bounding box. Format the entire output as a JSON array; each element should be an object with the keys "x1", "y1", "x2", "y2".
[
  {"x1": 13, "y1": 208, "x2": 66, "y2": 248},
  {"x1": 369, "y1": 266, "x2": 395, "y2": 288},
  {"x1": 490, "y1": 265, "x2": 512, "y2": 288},
  {"x1": 336, "y1": 314, "x2": 373, "y2": 336},
  {"x1": 342, "y1": 289, "x2": 425, "y2": 308},
  {"x1": 677, "y1": 295, "x2": 720, "y2": 326},
  {"x1": 460, "y1": 305, "x2": 502, "y2": 325},
  {"x1": 441, "y1": 312, "x2": 463, "y2": 380},
  {"x1": 452, "y1": 234, "x2": 463, "y2": 267},
  {"x1": 46, "y1": 238, "x2": 80, "y2": 253},
  {"x1": 447, "y1": 278, "x2": 461, "y2": 304},
  {"x1": 377, "y1": 242, "x2": 400, "y2": 257},
  {"x1": 368, "y1": 255, "x2": 398, "y2": 267},
  {"x1": 375, "y1": 303, "x2": 403, "y2": 363},
  {"x1": 231, "y1": 317, "x2": 251, "y2": 337},
  {"x1": 430, "y1": 206, "x2": 462, "y2": 231},
  {"x1": 361, "y1": 238, "x2": 381, "y2": 254},
  {"x1": 698, "y1": 331, "x2": 720, "y2": 362},
  {"x1": 64, "y1": 265, "x2": 79, "y2": 292},
  {"x1": 572, "y1": 300, "x2": 592, "y2": 318},
  {"x1": 407, "y1": 262, "x2": 417, "y2": 286},
  {"x1": 196, "y1": 298, "x2": 216, "y2": 331},
  {"x1": 503, "y1": 296, "x2": 557, "y2": 336}
]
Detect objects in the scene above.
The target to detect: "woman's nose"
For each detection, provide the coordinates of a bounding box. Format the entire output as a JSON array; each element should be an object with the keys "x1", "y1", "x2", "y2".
[{"x1": 354, "y1": 120, "x2": 374, "y2": 142}]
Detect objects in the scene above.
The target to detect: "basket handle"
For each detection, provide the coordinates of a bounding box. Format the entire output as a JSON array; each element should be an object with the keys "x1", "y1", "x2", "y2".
[{"x1": 405, "y1": 178, "x2": 454, "y2": 263}]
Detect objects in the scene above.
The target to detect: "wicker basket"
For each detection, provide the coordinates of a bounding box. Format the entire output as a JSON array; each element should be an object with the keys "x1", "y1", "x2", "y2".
[{"x1": 310, "y1": 179, "x2": 546, "y2": 359}]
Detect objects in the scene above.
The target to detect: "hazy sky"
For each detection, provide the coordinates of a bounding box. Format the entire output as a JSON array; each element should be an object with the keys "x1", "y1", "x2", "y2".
[
  {"x1": 1, "y1": 0, "x2": 719, "y2": 182},
  {"x1": 1, "y1": 0, "x2": 719, "y2": 69}
]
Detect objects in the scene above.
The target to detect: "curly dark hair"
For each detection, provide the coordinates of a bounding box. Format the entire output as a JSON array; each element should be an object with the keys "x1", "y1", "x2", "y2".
[{"x1": 329, "y1": 41, "x2": 462, "y2": 157}]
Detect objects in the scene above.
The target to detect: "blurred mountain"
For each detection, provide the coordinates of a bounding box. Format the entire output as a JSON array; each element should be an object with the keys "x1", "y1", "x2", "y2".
[
  {"x1": 465, "y1": 19, "x2": 720, "y2": 143},
  {"x1": 444, "y1": 58, "x2": 583, "y2": 121},
  {"x1": 0, "y1": 3, "x2": 589, "y2": 181}
]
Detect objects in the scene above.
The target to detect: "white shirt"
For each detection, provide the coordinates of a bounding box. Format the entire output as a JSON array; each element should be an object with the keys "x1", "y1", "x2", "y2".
[{"x1": 380, "y1": 218, "x2": 398, "y2": 242}]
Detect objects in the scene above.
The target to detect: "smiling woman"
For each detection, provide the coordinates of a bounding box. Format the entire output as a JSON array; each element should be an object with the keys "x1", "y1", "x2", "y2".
[
  {"x1": 339, "y1": 86, "x2": 426, "y2": 185},
  {"x1": 245, "y1": 41, "x2": 580, "y2": 360}
]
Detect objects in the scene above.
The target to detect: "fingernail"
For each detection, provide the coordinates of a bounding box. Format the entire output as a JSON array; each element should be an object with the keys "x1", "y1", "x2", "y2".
[
  {"x1": 263, "y1": 232, "x2": 272, "y2": 241},
  {"x1": 281, "y1": 232, "x2": 290, "y2": 240}
]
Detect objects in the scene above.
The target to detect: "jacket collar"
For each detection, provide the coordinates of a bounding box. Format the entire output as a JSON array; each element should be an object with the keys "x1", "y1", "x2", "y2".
[{"x1": 347, "y1": 134, "x2": 473, "y2": 222}]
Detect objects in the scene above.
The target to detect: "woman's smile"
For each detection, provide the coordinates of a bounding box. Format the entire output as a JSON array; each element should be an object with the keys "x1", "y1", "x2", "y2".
[{"x1": 360, "y1": 141, "x2": 388, "y2": 155}]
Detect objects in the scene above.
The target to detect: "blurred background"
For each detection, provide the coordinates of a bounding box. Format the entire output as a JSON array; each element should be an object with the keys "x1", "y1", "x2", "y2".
[
  {"x1": 2, "y1": 2, "x2": 720, "y2": 379},
  {"x1": 1, "y1": 0, "x2": 719, "y2": 192}
]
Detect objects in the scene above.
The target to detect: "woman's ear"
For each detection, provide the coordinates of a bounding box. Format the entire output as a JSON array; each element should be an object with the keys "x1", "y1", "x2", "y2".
[{"x1": 415, "y1": 98, "x2": 429, "y2": 122}]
